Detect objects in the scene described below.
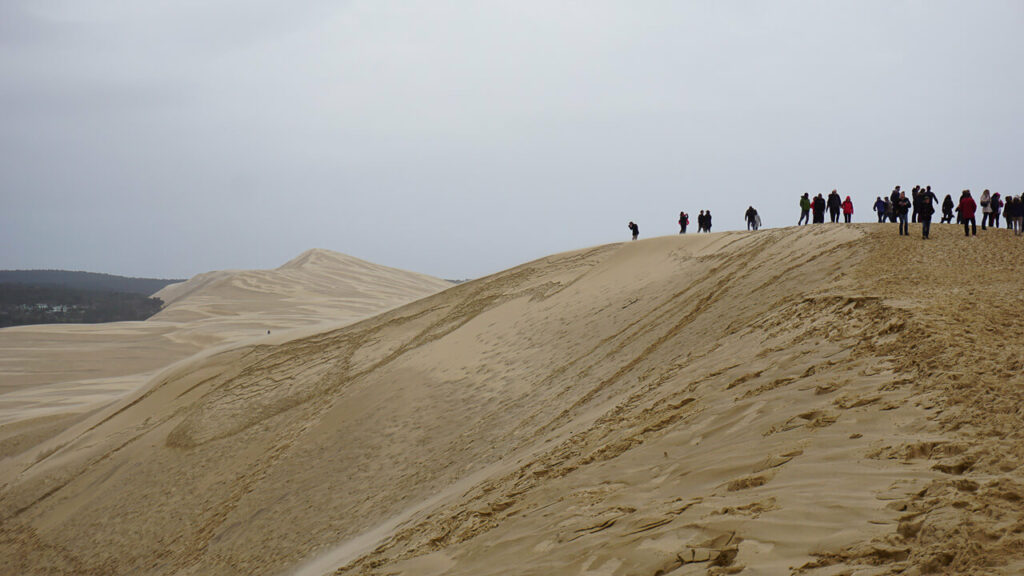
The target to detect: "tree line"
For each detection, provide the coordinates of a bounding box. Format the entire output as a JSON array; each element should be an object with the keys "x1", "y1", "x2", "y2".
[{"x1": 0, "y1": 283, "x2": 165, "y2": 327}]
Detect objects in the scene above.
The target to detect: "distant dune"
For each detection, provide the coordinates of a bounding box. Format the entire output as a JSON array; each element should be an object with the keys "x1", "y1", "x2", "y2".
[
  {"x1": 0, "y1": 249, "x2": 451, "y2": 446},
  {"x1": 2, "y1": 226, "x2": 1024, "y2": 575}
]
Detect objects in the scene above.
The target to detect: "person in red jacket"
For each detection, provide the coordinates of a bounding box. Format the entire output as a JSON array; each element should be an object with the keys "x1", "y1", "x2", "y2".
[
  {"x1": 958, "y1": 190, "x2": 977, "y2": 236},
  {"x1": 841, "y1": 196, "x2": 854, "y2": 223}
]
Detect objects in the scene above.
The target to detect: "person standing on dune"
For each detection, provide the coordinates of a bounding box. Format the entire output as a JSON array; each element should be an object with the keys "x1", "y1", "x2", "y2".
[
  {"x1": 980, "y1": 189, "x2": 992, "y2": 230},
  {"x1": 799, "y1": 193, "x2": 811, "y2": 225},
  {"x1": 889, "y1": 186, "x2": 901, "y2": 223},
  {"x1": 873, "y1": 197, "x2": 886, "y2": 223},
  {"x1": 705, "y1": 210, "x2": 713, "y2": 232},
  {"x1": 679, "y1": 211, "x2": 689, "y2": 234},
  {"x1": 812, "y1": 193, "x2": 826, "y2": 223},
  {"x1": 959, "y1": 190, "x2": 978, "y2": 236},
  {"x1": 827, "y1": 190, "x2": 842, "y2": 223},
  {"x1": 628, "y1": 221, "x2": 639, "y2": 240},
  {"x1": 918, "y1": 186, "x2": 937, "y2": 239},
  {"x1": 842, "y1": 196, "x2": 854, "y2": 223},
  {"x1": 745, "y1": 206, "x2": 759, "y2": 231},
  {"x1": 896, "y1": 191, "x2": 912, "y2": 236}
]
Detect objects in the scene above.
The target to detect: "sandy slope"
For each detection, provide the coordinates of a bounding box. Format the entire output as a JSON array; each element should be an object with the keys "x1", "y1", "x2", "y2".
[
  {"x1": 0, "y1": 249, "x2": 452, "y2": 448},
  {"x1": 2, "y1": 225, "x2": 1023, "y2": 575}
]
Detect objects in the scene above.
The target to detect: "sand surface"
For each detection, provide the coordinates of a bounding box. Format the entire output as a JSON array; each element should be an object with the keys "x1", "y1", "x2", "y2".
[
  {"x1": 2, "y1": 225, "x2": 1023, "y2": 575},
  {"x1": 0, "y1": 249, "x2": 452, "y2": 443}
]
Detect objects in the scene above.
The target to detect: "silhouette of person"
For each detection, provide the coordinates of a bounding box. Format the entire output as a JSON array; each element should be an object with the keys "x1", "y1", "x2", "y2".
[
  {"x1": 918, "y1": 186, "x2": 937, "y2": 239},
  {"x1": 812, "y1": 194, "x2": 826, "y2": 223},
  {"x1": 679, "y1": 211, "x2": 689, "y2": 234},
  {"x1": 959, "y1": 190, "x2": 977, "y2": 236},
  {"x1": 873, "y1": 197, "x2": 886, "y2": 223},
  {"x1": 896, "y1": 192, "x2": 911, "y2": 236},
  {"x1": 827, "y1": 190, "x2": 842, "y2": 223},
  {"x1": 628, "y1": 221, "x2": 639, "y2": 240},
  {"x1": 798, "y1": 193, "x2": 811, "y2": 225},
  {"x1": 941, "y1": 194, "x2": 954, "y2": 223},
  {"x1": 745, "y1": 206, "x2": 759, "y2": 231}
]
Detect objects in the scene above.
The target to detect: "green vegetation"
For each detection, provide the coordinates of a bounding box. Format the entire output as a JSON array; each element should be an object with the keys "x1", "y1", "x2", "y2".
[
  {"x1": 0, "y1": 283, "x2": 166, "y2": 328},
  {"x1": 0, "y1": 270, "x2": 183, "y2": 295}
]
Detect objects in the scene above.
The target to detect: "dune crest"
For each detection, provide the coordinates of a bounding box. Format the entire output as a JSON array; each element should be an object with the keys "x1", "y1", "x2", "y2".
[
  {"x1": 0, "y1": 249, "x2": 451, "y2": 437},
  {"x1": 3, "y1": 225, "x2": 1024, "y2": 575}
]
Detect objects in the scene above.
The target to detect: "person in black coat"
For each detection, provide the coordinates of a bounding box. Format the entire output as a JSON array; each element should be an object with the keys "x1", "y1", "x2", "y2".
[
  {"x1": 745, "y1": 206, "x2": 759, "y2": 231},
  {"x1": 628, "y1": 221, "x2": 639, "y2": 240},
  {"x1": 918, "y1": 186, "x2": 937, "y2": 239},
  {"x1": 827, "y1": 190, "x2": 842, "y2": 223},
  {"x1": 889, "y1": 186, "x2": 901, "y2": 223},
  {"x1": 812, "y1": 194, "x2": 827, "y2": 223},
  {"x1": 896, "y1": 192, "x2": 912, "y2": 236},
  {"x1": 941, "y1": 194, "x2": 954, "y2": 223}
]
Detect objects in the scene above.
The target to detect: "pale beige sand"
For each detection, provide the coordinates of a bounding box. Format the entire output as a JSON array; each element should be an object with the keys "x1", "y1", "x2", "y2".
[
  {"x1": 2, "y1": 226, "x2": 1023, "y2": 575},
  {"x1": 0, "y1": 249, "x2": 452, "y2": 441}
]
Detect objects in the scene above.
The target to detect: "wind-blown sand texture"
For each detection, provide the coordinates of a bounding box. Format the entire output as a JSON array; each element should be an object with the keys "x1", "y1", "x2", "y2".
[
  {"x1": 2, "y1": 225, "x2": 1024, "y2": 575},
  {"x1": 0, "y1": 249, "x2": 452, "y2": 448}
]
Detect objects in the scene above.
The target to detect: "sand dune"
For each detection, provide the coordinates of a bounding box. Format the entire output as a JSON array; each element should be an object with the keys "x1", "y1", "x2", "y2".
[
  {"x1": 2, "y1": 226, "x2": 1024, "y2": 575},
  {"x1": 0, "y1": 249, "x2": 451, "y2": 442}
]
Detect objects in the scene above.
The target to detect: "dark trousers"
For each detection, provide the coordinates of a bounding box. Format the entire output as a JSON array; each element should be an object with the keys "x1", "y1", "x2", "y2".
[
  {"x1": 813, "y1": 211, "x2": 824, "y2": 223},
  {"x1": 898, "y1": 214, "x2": 909, "y2": 235},
  {"x1": 798, "y1": 210, "x2": 809, "y2": 225},
  {"x1": 829, "y1": 209, "x2": 839, "y2": 223},
  {"x1": 921, "y1": 215, "x2": 932, "y2": 238},
  {"x1": 844, "y1": 214, "x2": 852, "y2": 223},
  {"x1": 964, "y1": 216, "x2": 977, "y2": 236},
  {"x1": 876, "y1": 212, "x2": 885, "y2": 223}
]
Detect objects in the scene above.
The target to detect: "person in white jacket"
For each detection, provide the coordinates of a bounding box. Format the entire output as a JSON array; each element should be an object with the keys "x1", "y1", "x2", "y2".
[{"x1": 980, "y1": 189, "x2": 992, "y2": 230}]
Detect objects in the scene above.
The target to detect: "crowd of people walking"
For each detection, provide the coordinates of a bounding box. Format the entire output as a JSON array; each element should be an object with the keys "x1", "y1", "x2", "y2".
[{"x1": 629, "y1": 186, "x2": 1024, "y2": 241}]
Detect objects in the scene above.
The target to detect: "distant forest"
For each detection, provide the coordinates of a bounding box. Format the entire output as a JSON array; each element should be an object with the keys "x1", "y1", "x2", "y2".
[
  {"x1": 0, "y1": 270, "x2": 183, "y2": 328},
  {"x1": 0, "y1": 270, "x2": 183, "y2": 295}
]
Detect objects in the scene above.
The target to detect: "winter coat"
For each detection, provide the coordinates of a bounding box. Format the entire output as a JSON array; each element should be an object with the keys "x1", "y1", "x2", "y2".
[
  {"x1": 959, "y1": 196, "x2": 978, "y2": 219},
  {"x1": 896, "y1": 197, "x2": 912, "y2": 216},
  {"x1": 980, "y1": 191, "x2": 992, "y2": 213},
  {"x1": 942, "y1": 197, "x2": 954, "y2": 214},
  {"x1": 812, "y1": 197, "x2": 826, "y2": 213},
  {"x1": 918, "y1": 192, "x2": 937, "y2": 216},
  {"x1": 827, "y1": 193, "x2": 841, "y2": 211},
  {"x1": 842, "y1": 198, "x2": 854, "y2": 215}
]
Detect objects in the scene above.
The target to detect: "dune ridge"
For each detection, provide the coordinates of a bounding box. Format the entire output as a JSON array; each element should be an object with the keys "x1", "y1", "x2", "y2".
[
  {"x1": 0, "y1": 249, "x2": 451, "y2": 439},
  {"x1": 2, "y1": 226, "x2": 1023, "y2": 575}
]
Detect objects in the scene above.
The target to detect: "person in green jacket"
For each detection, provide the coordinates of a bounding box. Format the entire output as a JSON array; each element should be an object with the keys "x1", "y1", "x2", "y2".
[{"x1": 798, "y1": 193, "x2": 811, "y2": 225}]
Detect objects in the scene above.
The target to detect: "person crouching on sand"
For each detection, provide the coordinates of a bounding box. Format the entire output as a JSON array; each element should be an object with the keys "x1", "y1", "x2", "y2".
[{"x1": 941, "y1": 194, "x2": 954, "y2": 223}]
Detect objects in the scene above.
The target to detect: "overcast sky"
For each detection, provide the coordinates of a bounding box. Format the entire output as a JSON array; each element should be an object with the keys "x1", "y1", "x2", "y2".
[{"x1": 2, "y1": 1, "x2": 1023, "y2": 280}]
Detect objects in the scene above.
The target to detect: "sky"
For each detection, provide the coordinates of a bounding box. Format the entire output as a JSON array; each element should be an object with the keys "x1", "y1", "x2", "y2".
[{"x1": 2, "y1": 1, "x2": 1023, "y2": 280}]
